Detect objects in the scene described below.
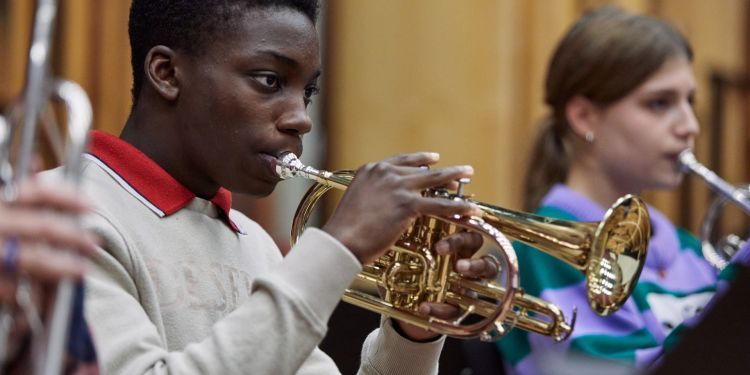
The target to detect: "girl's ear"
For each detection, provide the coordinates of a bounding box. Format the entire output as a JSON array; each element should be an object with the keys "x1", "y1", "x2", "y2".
[{"x1": 565, "y1": 95, "x2": 601, "y2": 141}]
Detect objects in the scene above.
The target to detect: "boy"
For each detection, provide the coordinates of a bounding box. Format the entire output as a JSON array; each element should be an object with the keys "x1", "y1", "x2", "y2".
[{"x1": 59, "y1": 1, "x2": 494, "y2": 373}]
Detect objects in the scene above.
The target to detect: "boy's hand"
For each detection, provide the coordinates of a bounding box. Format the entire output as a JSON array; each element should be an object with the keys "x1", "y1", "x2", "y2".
[
  {"x1": 393, "y1": 230, "x2": 500, "y2": 342},
  {"x1": 322, "y1": 152, "x2": 480, "y2": 265}
]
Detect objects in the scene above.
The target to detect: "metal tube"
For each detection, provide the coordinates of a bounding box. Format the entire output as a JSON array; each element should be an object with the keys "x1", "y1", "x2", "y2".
[{"x1": 678, "y1": 149, "x2": 750, "y2": 215}]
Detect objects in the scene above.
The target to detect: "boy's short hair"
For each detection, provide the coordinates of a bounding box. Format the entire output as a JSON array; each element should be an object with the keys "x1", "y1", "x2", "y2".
[{"x1": 128, "y1": 0, "x2": 320, "y2": 104}]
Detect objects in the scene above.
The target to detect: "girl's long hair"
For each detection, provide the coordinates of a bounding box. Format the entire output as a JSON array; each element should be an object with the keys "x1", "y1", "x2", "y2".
[{"x1": 523, "y1": 6, "x2": 693, "y2": 211}]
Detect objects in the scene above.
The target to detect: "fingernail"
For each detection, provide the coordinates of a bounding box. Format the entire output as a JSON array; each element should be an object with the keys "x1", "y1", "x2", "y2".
[
  {"x1": 461, "y1": 165, "x2": 474, "y2": 174},
  {"x1": 428, "y1": 152, "x2": 440, "y2": 160},
  {"x1": 456, "y1": 259, "x2": 470, "y2": 273},
  {"x1": 435, "y1": 241, "x2": 449, "y2": 255},
  {"x1": 420, "y1": 304, "x2": 431, "y2": 315}
]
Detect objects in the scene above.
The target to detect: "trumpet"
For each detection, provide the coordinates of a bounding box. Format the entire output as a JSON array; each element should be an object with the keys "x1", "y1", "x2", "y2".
[
  {"x1": 0, "y1": 0, "x2": 92, "y2": 373},
  {"x1": 275, "y1": 153, "x2": 650, "y2": 342},
  {"x1": 678, "y1": 149, "x2": 750, "y2": 270}
]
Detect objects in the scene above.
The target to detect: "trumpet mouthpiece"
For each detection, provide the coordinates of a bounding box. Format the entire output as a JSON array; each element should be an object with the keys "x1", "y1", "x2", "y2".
[
  {"x1": 677, "y1": 149, "x2": 697, "y2": 173},
  {"x1": 276, "y1": 151, "x2": 298, "y2": 164},
  {"x1": 274, "y1": 152, "x2": 303, "y2": 180}
]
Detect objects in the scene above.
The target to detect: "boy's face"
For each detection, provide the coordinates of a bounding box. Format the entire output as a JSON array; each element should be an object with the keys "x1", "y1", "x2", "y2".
[{"x1": 176, "y1": 7, "x2": 320, "y2": 197}]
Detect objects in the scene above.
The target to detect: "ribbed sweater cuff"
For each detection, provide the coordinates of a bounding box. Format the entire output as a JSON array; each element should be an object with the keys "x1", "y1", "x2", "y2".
[
  {"x1": 361, "y1": 318, "x2": 445, "y2": 375},
  {"x1": 276, "y1": 228, "x2": 362, "y2": 323}
]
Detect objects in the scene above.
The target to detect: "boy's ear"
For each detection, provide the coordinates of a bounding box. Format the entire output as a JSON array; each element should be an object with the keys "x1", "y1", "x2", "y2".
[
  {"x1": 565, "y1": 95, "x2": 600, "y2": 139},
  {"x1": 144, "y1": 45, "x2": 180, "y2": 101}
]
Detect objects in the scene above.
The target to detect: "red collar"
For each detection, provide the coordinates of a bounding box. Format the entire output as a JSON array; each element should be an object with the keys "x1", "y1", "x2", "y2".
[{"x1": 85, "y1": 130, "x2": 245, "y2": 234}]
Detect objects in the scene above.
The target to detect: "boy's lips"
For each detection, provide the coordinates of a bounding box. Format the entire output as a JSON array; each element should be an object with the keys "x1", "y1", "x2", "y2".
[
  {"x1": 258, "y1": 145, "x2": 302, "y2": 180},
  {"x1": 258, "y1": 153, "x2": 283, "y2": 181}
]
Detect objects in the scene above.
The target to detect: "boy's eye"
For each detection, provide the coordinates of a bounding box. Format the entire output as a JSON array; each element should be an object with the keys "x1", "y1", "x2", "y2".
[
  {"x1": 251, "y1": 74, "x2": 280, "y2": 89},
  {"x1": 304, "y1": 85, "x2": 320, "y2": 100},
  {"x1": 303, "y1": 85, "x2": 321, "y2": 107}
]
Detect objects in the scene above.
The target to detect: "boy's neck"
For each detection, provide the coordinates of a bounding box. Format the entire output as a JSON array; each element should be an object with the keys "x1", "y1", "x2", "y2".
[{"x1": 120, "y1": 105, "x2": 220, "y2": 200}]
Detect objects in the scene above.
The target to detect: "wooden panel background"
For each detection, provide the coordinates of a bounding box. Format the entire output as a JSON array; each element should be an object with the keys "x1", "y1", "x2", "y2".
[
  {"x1": 326, "y1": 0, "x2": 749, "y2": 237},
  {"x1": 0, "y1": 0, "x2": 747, "y2": 243}
]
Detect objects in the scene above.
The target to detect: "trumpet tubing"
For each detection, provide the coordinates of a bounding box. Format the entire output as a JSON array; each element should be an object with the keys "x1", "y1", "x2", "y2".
[
  {"x1": 678, "y1": 150, "x2": 750, "y2": 215},
  {"x1": 0, "y1": 0, "x2": 92, "y2": 373},
  {"x1": 678, "y1": 149, "x2": 750, "y2": 270},
  {"x1": 477, "y1": 195, "x2": 650, "y2": 316},
  {"x1": 447, "y1": 277, "x2": 576, "y2": 341},
  {"x1": 276, "y1": 153, "x2": 650, "y2": 342}
]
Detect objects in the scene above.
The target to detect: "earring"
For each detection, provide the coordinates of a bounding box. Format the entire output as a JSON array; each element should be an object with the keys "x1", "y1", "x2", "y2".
[{"x1": 585, "y1": 131, "x2": 595, "y2": 143}]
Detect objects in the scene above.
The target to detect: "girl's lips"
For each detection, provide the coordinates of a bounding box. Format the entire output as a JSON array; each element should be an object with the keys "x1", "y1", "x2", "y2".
[
  {"x1": 665, "y1": 152, "x2": 688, "y2": 173},
  {"x1": 666, "y1": 149, "x2": 689, "y2": 162}
]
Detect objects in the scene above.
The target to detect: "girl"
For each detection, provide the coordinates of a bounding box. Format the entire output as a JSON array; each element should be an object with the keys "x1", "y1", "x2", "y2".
[{"x1": 496, "y1": 6, "x2": 725, "y2": 374}]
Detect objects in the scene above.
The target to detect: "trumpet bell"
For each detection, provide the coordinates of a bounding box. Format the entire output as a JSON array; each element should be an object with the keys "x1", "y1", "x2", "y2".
[
  {"x1": 587, "y1": 195, "x2": 650, "y2": 315},
  {"x1": 476, "y1": 193, "x2": 650, "y2": 316}
]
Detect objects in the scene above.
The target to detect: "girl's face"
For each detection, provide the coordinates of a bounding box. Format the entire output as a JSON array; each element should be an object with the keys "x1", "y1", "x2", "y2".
[{"x1": 590, "y1": 57, "x2": 699, "y2": 193}]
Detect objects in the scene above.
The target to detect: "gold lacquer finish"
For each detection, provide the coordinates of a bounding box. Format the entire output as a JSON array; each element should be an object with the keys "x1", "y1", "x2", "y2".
[
  {"x1": 476, "y1": 194, "x2": 650, "y2": 316},
  {"x1": 276, "y1": 153, "x2": 650, "y2": 341}
]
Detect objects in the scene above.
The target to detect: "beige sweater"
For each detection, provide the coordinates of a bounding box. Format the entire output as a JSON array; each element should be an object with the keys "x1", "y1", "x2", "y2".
[{"x1": 45, "y1": 154, "x2": 445, "y2": 374}]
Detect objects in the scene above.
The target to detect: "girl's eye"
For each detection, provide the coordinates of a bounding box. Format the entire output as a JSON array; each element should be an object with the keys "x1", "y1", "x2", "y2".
[
  {"x1": 647, "y1": 98, "x2": 670, "y2": 112},
  {"x1": 251, "y1": 74, "x2": 280, "y2": 89}
]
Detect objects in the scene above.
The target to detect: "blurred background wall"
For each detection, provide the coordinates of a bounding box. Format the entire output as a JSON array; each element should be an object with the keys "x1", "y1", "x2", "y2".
[
  {"x1": 0, "y1": 0, "x2": 748, "y2": 372},
  {"x1": 325, "y1": 0, "x2": 749, "y2": 239},
  {"x1": 2, "y1": 0, "x2": 746, "y2": 244}
]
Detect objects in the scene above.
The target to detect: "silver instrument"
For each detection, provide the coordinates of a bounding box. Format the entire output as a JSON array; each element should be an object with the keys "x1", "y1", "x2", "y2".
[
  {"x1": 678, "y1": 149, "x2": 750, "y2": 270},
  {"x1": 0, "y1": 0, "x2": 92, "y2": 373}
]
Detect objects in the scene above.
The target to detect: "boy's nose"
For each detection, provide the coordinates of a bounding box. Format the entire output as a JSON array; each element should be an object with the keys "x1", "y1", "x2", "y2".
[{"x1": 277, "y1": 105, "x2": 313, "y2": 136}]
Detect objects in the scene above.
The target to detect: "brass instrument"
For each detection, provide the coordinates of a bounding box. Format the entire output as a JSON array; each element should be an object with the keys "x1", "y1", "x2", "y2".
[
  {"x1": 0, "y1": 0, "x2": 92, "y2": 373},
  {"x1": 275, "y1": 153, "x2": 650, "y2": 342},
  {"x1": 678, "y1": 150, "x2": 750, "y2": 270}
]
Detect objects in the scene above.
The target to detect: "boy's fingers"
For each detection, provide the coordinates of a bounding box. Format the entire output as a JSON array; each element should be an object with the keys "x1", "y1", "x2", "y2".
[
  {"x1": 383, "y1": 152, "x2": 440, "y2": 167},
  {"x1": 435, "y1": 231, "x2": 484, "y2": 257},
  {"x1": 456, "y1": 257, "x2": 499, "y2": 279}
]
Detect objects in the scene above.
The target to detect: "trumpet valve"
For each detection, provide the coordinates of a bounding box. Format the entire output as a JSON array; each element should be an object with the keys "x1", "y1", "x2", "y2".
[{"x1": 456, "y1": 177, "x2": 471, "y2": 197}]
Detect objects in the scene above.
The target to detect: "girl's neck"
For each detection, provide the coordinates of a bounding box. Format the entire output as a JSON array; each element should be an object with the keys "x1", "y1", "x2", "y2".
[{"x1": 565, "y1": 160, "x2": 639, "y2": 209}]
